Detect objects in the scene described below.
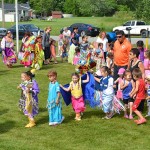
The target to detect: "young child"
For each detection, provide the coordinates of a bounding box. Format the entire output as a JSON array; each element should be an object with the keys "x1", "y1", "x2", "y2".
[
  {"x1": 73, "y1": 47, "x2": 80, "y2": 65},
  {"x1": 47, "y1": 70, "x2": 64, "y2": 125},
  {"x1": 114, "y1": 68, "x2": 125, "y2": 100},
  {"x1": 80, "y1": 36, "x2": 89, "y2": 57},
  {"x1": 94, "y1": 66, "x2": 114, "y2": 119},
  {"x1": 130, "y1": 68, "x2": 146, "y2": 125},
  {"x1": 120, "y1": 70, "x2": 135, "y2": 119},
  {"x1": 136, "y1": 40, "x2": 145, "y2": 62},
  {"x1": 50, "y1": 39, "x2": 58, "y2": 64},
  {"x1": 60, "y1": 40, "x2": 68, "y2": 62},
  {"x1": 106, "y1": 52, "x2": 114, "y2": 69},
  {"x1": 58, "y1": 34, "x2": 63, "y2": 56},
  {"x1": 60, "y1": 72, "x2": 89, "y2": 121},
  {"x1": 144, "y1": 50, "x2": 150, "y2": 78},
  {"x1": 18, "y1": 71, "x2": 39, "y2": 128},
  {"x1": 95, "y1": 43, "x2": 105, "y2": 72},
  {"x1": 145, "y1": 76, "x2": 150, "y2": 117}
]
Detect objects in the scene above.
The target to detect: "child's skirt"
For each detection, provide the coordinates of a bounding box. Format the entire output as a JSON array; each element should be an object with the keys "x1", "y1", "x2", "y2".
[
  {"x1": 116, "y1": 90, "x2": 123, "y2": 99},
  {"x1": 71, "y1": 96, "x2": 86, "y2": 113}
]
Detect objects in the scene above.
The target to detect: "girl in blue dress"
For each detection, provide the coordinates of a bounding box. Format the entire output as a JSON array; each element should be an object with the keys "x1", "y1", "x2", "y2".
[{"x1": 47, "y1": 70, "x2": 64, "y2": 126}]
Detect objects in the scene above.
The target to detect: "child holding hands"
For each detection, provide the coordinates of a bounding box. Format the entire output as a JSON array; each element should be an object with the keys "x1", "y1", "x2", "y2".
[
  {"x1": 60, "y1": 72, "x2": 89, "y2": 121},
  {"x1": 47, "y1": 70, "x2": 64, "y2": 125}
]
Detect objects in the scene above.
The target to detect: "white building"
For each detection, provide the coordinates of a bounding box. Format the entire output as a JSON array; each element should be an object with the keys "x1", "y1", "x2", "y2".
[{"x1": 0, "y1": 3, "x2": 32, "y2": 22}]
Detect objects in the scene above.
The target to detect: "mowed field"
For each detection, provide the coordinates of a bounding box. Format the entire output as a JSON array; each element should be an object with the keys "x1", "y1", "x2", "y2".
[
  {"x1": 1, "y1": 16, "x2": 150, "y2": 150},
  {"x1": 0, "y1": 16, "x2": 133, "y2": 36}
]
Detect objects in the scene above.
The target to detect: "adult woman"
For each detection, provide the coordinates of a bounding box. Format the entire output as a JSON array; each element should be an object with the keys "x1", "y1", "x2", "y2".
[
  {"x1": 129, "y1": 48, "x2": 145, "y2": 79},
  {"x1": 42, "y1": 27, "x2": 51, "y2": 64},
  {"x1": 96, "y1": 31, "x2": 109, "y2": 62},
  {"x1": 1, "y1": 31, "x2": 17, "y2": 68},
  {"x1": 31, "y1": 35, "x2": 45, "y2": 70},
  {"x1": 62, "y1": 27, "x2": 71, "y2": 45}
]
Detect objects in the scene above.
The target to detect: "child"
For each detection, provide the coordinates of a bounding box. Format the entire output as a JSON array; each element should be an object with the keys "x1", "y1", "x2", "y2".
[
  {"x1": 95, "y1": 43, "x2": 105, "y2": 72},
  {"x1": 80, "y1": 36, "x2": 89, "y2": 57},
  {"x1": 47, "y1": 70, "x2": 64, "y2": 125},
  {"x1": 136, "y1": 40, "x2": 145, "y2": 62},
  {"x1": 18, "y1": 71, "x2": 39, "y2": 127},
  {"x1": 50, "y1": 39, "x2": 58, "y2": 64},
  {"x1": 94, "y1": 66, "x2": 114, "y2": 119},
  {"x1": 60, "y1": 40, "x2": 68, "y2": 62},
  {"x1": 114, "y1": 68, "x2": 125, "y2": 100},
  {"x1": 106, "y1": 52, "x2": 114, "y2": 69},
  {"x1": 58, "y1": 34, "x2": 63, "y2": 56},
  {"x1": 144, "y1": 50, "x2": 150, "y2": 78},
  {"x1": 120, "y1": 70, "x2": 135, "y2": 119},
  {"x1": 130, "y1": 68, "x2": 146, "y2": 125},
  {"x1": 73, "y1": 47, "x2": 80, "y2": 65},
  {"x1": 145, "y1": 76, "x2": 150, "y2": 117},
  {"x1": 60, "y1": 72, "x2": 89, "y2": 121}
]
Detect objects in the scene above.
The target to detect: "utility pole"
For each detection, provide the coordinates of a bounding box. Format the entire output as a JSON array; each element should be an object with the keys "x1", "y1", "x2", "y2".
[{"x1": 2, "y1": 0, "x2": 5, "y2": 27}]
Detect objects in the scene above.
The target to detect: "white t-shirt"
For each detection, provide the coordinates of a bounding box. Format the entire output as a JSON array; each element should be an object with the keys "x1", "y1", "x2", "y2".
[
  {"x1": 63, "y1": 30, "x2": 71, "y2": 37},
  {"x1": 96, "y1": 37, "x2": 108, "y2": 52},
  {"x1": 103, "y1": 77, "x2": 114, "y2": 95}
]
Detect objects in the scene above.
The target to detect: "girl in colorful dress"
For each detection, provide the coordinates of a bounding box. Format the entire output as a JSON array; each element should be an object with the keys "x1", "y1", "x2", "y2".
[
  {"x1": 73, "y1": 47, "x2": 80, "y2": 65},
  {"x1": 144, "y1": 50, "x2": 150, "y2": 78},
  {"x1": 18, "y1": 71, "x2": 39, "y2": 127},
  {"x1": 130, "y1": 68, "x2": 146, "y2": 125},
  {"x1": 50, "y1": 39, "x2": 58, "y2": 64},
  {"x1": 94, "y1": 66, "x2": 114, "y2": 119},
  {"x1": 58, "y1": 34, "x2": 63, "y2": 56},
  {"x1": 21, "y1": 35, "x2": 36, "y2": 68},
  {"x1": 136, "y1": 40, "x2": 145, "y2": 62},
  {"x1": 47, "y1": 70, "x2": 64, "y2": 125},
  {"x1": 1, "y1": 31, "x2": 17, "y2": 68},
  {"x1": 31, "y1": 35, "x2": 45, "y2": 70},
  {"x1": 60, "y1": 72, "x2": 89, "y2": 121},
  {"x1": 114, "y1": 68, "x2": 125, "y2": 100},
  {"x1": 120, "y1": 70, "x2": 135, "y2": 119}
]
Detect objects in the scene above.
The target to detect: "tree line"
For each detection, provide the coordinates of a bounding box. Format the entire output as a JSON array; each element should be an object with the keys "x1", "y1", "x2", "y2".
[{"x1": 4, "y1": 0, "x2": 150, "y2": 21}]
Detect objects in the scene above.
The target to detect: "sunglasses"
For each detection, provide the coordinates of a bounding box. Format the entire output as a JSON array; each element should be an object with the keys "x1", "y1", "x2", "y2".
[{"x1": 116, "y1": 36, "x2": 122, "y2": 38}]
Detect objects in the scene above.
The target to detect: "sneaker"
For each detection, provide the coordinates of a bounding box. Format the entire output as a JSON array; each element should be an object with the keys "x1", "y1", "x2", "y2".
[
  {"x1": 136, "y1": 118, "x2": 147, "y2": 125},
  {"x1": 124, "y1": 114, "x2": 129, "y2": 119},
  {"x1": 129, "y1": 115, "x2": 133, "y2": 120},
  {"x1": 75, "y1": 116, "x2": 81, "y2": 121}
]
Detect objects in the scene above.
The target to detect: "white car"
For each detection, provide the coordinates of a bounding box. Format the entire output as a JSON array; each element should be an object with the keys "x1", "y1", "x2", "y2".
[{"x1": 113, "y1": 20, "x2": 150, "y2": 36}]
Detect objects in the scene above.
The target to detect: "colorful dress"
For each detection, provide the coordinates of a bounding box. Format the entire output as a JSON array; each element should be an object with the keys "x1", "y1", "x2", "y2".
[
  {"x1": 31, "y1": 42, "x2": 44, "y2": 70},
  {"x1": 18, "y1": 80, "x2": 39, "y2": 118},
  {"x1": 99, "y1": 76, "x2": 114, "y2": 113},
  {"x1": 47, "y1": 81, "x2": 64, "y2": 125},
  {"x1": 116, "y1": 78, "x2": 123, "y2": 99},
  {"x1": 70, "y1": 79, "x2": 86, "y2": 113},
  {"x1": 1, "y1": 37, "x2": 17, "y2": 65},
  {"x1": 68, "y1": 44, "x2": 76, "y2": 64},
  {"x1": 21, "y1": 36, "x2": 35, "y2": 67},
  {"x1": 73, "y1": 52, "x2": 80, "y2": 65},
  {"x1": 144, "y1": 58, "x2": 150, "y2": 78}
]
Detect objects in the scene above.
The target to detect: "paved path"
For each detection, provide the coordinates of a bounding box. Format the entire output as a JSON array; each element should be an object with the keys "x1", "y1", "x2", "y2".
[{"x1": 51, "y1": 36, "x2": 150, "y2": 45}]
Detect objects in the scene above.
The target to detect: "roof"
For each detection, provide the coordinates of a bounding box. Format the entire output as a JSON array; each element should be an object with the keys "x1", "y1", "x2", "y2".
[
  {"x1": 0, "y1": 3, "x2": 30, "y2": 11},
  {"x1": 52, "y1": 11, "x2": 62, "y2": 15}
]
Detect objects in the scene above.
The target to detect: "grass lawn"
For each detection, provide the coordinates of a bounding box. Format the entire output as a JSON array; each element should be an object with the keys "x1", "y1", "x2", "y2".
[
  {"x1": 0, "y1": 16, "x2": 133, "y2": 36},
  {"x1": 0, "y1": 55, "x2": 150, "y2": 150}
]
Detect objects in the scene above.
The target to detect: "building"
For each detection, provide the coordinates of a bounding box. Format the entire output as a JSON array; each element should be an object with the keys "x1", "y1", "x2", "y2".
[
  {"x1": 0, "y1": 3, "x2": 32, "y2": 22},
  {"x1": 52, "y1": 11, "x2": 63, "y2": 18}
]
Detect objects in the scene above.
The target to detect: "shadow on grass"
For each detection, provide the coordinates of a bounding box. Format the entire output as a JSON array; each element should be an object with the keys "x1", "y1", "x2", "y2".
[
  {"x1": 39, "y1": 107, "x2": 47, "y2": 113},
  {"x1": 0, "y1": 70, "x2": 10, "y2": 75},
  {"x1": 13, "y1": 64, "x2": 24, "y2": 68},
  {"x1": 0, "y1": 109, "x2": 9, "y2": 116},
  {"x1": 0, "y1": 120, "x2": 16, "y2": 134},
  {"x1": 36, "y1": 116, "x2": 48, "y2": 126}
]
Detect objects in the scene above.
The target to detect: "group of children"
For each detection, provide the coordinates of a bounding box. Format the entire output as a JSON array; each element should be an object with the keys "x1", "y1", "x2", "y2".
[{"x1": 17, "y1": 36, "x2": 150, "y2": 127}]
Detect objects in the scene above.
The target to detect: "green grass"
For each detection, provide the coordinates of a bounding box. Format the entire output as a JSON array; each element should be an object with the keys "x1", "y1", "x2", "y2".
[
  {"x1": 0, "y1": 16, "x2": 133, "y2": 36},
  {"x1": 1, "y1": 55, "x2": 150, "y2": 150}
]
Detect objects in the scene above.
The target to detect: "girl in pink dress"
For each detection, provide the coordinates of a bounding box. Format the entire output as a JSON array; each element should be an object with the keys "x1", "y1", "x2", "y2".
[
  {"x1": 60, "y1": 72, "x2": 89, "y2": 121},
  {"x1": 144, "y1": 50, "x2": 150, "y2": 78},
  {"x1": 73, "y1": 47, "x2": 80, "y2": 65},
  {"x1": 114, "y1": 68, "x2": 125, "y2": 100},
  {"x1": 50, "y1": 39, "x2": 58, "y2": 64}
]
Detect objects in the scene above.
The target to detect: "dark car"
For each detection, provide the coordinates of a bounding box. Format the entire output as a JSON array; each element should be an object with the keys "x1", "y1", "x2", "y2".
[
  {"x1": 60, "y1": 23, "x2": 100, "y2": 37},
  {"x1": 8, "y1": 24, "x2": 44, "y2": 39},
  {"x1": 0, "y1": 28, "x2": 7, "y2": 39}
]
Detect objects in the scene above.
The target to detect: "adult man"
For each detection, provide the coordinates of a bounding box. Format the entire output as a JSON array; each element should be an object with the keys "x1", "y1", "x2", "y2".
[{"x1": 113, "y1": 30, "x2": 132, "y2": 81}]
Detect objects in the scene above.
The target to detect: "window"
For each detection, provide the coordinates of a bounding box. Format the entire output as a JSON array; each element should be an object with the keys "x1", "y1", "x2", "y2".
[
  {"x1": 123, "y1": 21, "x2": 131, "y2": 26},
  {"x1": 137, "y1": 21, "x2": 145, "y2": 26}
]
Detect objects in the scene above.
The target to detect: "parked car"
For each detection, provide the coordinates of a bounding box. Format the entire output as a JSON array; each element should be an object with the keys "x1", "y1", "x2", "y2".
[
  {"x1": 8, "y1": 24, "x2": 44, "y2": 39},
  {"x1": 0, "y1": 28, "x2": 7, "y2": 39},
  {"x1": 60, "y1": 23, "x2": 100, "y2": 37},
  {"x1": 113, "y1": 20, "x2": 150, "y2": 37}
]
